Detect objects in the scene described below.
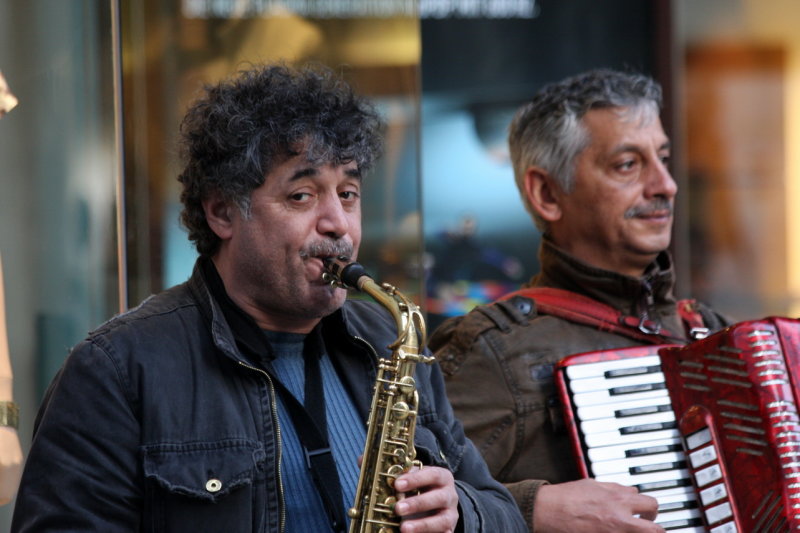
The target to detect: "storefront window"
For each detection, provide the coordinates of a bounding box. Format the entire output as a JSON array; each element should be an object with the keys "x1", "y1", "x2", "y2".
[
  {"x1": 675, "y1": 0, "x2": 800, "y2": 320},
  {"x1": 0, "y1": 0, "x2": 117, "y2": 525},
  {"x1": 419, "y1": 0, "x2": 666, "y2": 328}
]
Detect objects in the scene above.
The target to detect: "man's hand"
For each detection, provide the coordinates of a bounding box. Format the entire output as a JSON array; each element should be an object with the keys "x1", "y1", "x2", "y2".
[
  {"x1": 533, "y1": 478, "x2": 665, "y2": 533},
  {"x1": 393, "y1": 465, "x2": 459, "y2": 533}
]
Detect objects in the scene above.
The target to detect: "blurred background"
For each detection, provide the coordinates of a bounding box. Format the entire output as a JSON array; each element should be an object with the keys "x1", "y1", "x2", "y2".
[{"x1": 1, "y1": 0, "x2": 799, "y2": 526}]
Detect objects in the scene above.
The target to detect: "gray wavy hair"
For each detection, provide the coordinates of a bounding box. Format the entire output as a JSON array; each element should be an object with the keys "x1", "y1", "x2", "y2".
[{"x1": 508, "y1": 69, "x2": 663, "y2": 231}]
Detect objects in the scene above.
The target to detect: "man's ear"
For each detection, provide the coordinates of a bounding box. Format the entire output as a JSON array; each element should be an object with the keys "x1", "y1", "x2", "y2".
[
  {"x1": 202, "y1": 192, "x2": 235, "y2": 240},
  {"x1": 523, "y1": 167, "x2": 563, "y2": 223}
]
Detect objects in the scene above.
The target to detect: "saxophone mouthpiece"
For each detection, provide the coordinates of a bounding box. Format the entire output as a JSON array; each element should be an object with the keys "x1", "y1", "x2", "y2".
[
  {"x1": 322, "y1": 256, "x2": 368, "y2": 289},
  {"x1": 321, "y1": 255, "x2": 348, "y2": 282},
  {"x1": 322, "y1": 255, "x2": 348, "y2": 271}
]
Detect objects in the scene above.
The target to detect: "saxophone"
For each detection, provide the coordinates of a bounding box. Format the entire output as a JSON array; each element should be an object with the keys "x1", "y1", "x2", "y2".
[{"x1": 323, "y1": 256, "x2": 434, "y2": 533}]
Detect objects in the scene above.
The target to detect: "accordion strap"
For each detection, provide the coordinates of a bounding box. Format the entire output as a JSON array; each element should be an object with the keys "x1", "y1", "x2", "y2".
[
  {"x1": 676, "y1": 299, "x2": 706, "y2": 329},
  {"x1": 500, "y1": 287, "x2": 702, "y2": 344}
]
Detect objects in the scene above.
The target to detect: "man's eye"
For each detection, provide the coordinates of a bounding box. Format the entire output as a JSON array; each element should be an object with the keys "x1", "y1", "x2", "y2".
[
  {"x1": 340, "y1": 190, "x2": 360, "y2": 200},
  {"x1": 660, "y1": 155, "x2": 671, "y2": 166},
  {"x1": 289, "y1": 192, "x2": 312, "y2": 202},
  {"x1": 617, "y1": 160, "x2": 636, "y2": 171}
]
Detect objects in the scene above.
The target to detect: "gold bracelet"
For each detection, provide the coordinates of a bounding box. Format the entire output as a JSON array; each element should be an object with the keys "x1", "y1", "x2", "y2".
[{"x1": 0, "y1": 402, "x2": 18, "y2": 429}]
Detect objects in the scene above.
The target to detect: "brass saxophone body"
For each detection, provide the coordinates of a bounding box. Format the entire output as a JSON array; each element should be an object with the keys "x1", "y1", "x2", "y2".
[{"x1": 323, "y1": 256, "x2": 434, "y2": 533}]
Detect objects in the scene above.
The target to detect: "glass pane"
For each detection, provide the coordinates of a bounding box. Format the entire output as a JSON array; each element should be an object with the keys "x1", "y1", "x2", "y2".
[
  {"x1": 420, "y1": 0, "x2": 666, "y2": 329},
  {"x1": 120, "y1": 0, "x2": 423, "y2": 305},
  {"x1": 0, "y1": 0, "x2": 118, "y2": 526}
]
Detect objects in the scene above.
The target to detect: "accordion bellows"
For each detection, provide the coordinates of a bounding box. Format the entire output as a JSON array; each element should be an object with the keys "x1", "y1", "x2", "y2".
[{"x1": 662, "y1": 318, "x2": 800, "y2": 532}]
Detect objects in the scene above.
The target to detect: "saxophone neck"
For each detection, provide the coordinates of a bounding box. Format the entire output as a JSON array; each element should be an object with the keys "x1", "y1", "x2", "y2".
[
  {"x1": 356, "y1": 279, "x2": 427, "y2": 354},
  {"x1": 377, "y1": 282, "x2": 426, "y2": 354},
  {"x1": 322, "y1": 256, "x2": 428, "y2": 354}
]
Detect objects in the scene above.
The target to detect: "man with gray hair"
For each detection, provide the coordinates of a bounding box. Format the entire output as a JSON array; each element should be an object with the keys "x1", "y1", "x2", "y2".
[{"x1": 430, "y1": 69, "x2": 730, "y2": 532}]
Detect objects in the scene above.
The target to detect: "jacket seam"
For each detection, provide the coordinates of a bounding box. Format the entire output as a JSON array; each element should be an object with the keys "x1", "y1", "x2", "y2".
[
  {"x1": 86, "y1": 337, "x2": 138, "y2": 418},
  {"x1": 479, "y1": 330, "x2": 529, "y2": 478}
]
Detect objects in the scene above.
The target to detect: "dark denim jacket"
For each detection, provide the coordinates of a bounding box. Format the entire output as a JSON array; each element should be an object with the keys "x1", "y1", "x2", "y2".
[{"x1": 12, "y1": 260, "x2": 525, "y2": 533}]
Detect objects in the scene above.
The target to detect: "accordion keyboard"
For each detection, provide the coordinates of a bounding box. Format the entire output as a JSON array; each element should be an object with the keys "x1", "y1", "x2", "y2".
[{"x1": 559, "y1": 346, "x2": 705, "y2": 532}]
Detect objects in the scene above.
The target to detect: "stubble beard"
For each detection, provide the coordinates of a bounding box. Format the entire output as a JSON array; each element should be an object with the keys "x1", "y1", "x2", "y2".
[
  {"x1": 246, "y1": 239, "x2": 356, "y2": 325},
  {"x1": 282, "y1": 247, "x2": 352, "y2": 320}
]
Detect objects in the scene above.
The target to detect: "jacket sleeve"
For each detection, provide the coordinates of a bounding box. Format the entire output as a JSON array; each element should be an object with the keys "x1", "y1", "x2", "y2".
[
  {"x1": 430, "y1": 311, "x2": 522, "y2": 484},
  {"x1": 11, "y1": 338, "x2": 141, "y2": 532},
  {"x1": 425, "y1": 359, "x2": 528, "y2": 532},
  {"x1": 502, "y1": 479, "x2": 547, "y2": 532},
  {"x1": 431, "y1": 309, "x2": 551, "y2": 532}
]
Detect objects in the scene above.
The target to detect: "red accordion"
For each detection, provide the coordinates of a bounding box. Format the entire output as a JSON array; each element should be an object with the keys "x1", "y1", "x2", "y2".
[{"x1": 556, "y1": 317, "x2": 800, "y2": 533}]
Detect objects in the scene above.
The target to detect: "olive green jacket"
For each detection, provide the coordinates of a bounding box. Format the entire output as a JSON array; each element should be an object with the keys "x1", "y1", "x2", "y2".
[{"x1": 429, "y1": 237, "x2": 731, "y2": 531}]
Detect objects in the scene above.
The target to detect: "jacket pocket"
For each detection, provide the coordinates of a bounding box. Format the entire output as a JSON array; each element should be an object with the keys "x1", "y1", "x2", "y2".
[{"x1": 142, "y1": 439, "x2": 265, "y2": 532}]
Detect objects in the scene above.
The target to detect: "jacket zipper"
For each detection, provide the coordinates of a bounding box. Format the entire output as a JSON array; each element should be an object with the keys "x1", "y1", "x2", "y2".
[
  {"x1": 237, "y1": 335, "x2": 375, "y2": 532},
  {"x1": 637, "y1": 279, "x2": 662, "y2": 335},
  {"x1": 238, "y1": 361, "x2": 286, "y2": 533},
  {"x1": 352, "y1": 335, "x2": 381, "y2": 403},
  {"x1": 352, "y1": 335, "x2": 379, "y2": 363}
]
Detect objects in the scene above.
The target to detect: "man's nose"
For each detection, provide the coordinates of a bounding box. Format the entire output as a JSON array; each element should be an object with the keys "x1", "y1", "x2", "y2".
[
  {"x1": 317, "y1": 194, "x2": 350, "y2": 239},
  {"x1": 645, "y1": 159, "x2": 678, "y2": 199}
]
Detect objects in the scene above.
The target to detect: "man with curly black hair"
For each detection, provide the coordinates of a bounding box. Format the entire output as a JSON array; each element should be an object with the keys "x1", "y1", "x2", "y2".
[{"x1": 12, "y1": 64, "x2": 526, "y2": 533}]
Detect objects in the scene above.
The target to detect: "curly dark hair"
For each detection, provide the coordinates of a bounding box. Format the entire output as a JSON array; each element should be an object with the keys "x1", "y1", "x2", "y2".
[{"x1": 178, "y1": 63, "x2": 385, "y2": 256}]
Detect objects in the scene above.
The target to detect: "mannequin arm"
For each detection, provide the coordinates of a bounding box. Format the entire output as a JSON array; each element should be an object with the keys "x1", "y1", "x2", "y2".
[{"x1": 0, "y1": 255, "x2": 22, "y2": 505}]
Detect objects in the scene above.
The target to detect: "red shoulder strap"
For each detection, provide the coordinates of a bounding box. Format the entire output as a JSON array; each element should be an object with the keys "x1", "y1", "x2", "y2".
[
  {"x1": 675, "y1": 298, "x2": 710, "y2": 339},
  {"x1": 499, "y1": 287, "x2": 678, "y2": 344},
  {"x1": 676, "y1": 298, "x2": 704, "y2": 328}
]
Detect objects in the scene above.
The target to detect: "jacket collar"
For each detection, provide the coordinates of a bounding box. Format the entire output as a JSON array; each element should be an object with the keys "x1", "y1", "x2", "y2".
[
  {"x1": 529, "y1": 235, "x2": 678, "y2": 317},
  {"x1": 199, "y1": 256, "x2": 274, "y2": 362},
  {"x1": 188, "y1": 256, "x2": 355, "y2": 365}
]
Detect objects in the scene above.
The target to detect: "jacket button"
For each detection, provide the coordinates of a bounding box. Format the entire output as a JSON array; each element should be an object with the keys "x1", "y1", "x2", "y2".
[
  {"x1": 206, "y1": 478, "x2": 223, "y2": 493},
  {"x1": 511, "y1": 296, "x2": 533, "y2": 316}
]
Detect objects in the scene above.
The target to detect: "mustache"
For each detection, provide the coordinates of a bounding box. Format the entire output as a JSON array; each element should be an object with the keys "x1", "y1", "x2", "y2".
[
  {"x1": 624, "y1": 198, "x2": 673, "y2": 219},
  {"x1": 299, "y1": 240, "x2": 353, "y2": 260}
]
